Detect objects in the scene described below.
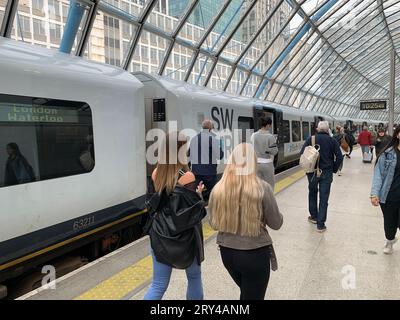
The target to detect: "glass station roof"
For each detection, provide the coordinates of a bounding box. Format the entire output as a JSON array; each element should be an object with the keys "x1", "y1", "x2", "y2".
[{"x1": 1, "y1": 0, "x2": 400, "y2": 121}]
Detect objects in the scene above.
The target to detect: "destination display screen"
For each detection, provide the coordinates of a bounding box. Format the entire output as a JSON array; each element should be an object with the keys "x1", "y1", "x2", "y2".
[
  {"x1": 0, "y1": 94, "x2": 91, "y2": 124},
  {"x1": 153, "y1": 98, "x2": 166, "y2": 122},
  {"x1": 0, "y1": 104, "x2": 81, "y2": 123},
  {"x1": 360, "y1": 100, "x2": 387, "y2": 111}
]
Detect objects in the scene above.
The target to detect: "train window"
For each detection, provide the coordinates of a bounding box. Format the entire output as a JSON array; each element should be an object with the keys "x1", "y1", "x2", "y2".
[
  {"x1": 311, "y1": 122, "x2": 316, "y2": 135},
  {"x1": 0, "y1": 94, "x2": 94, "y2": 188},
  {"x1": 282, "y1": 120, "x2": 290, "y2": 143},
  {"x1": 238, "y1": 117, "x2": 254, "y2": 143},
  {"x1": 302, "y1": 122, "x2": 310, "y2": 140},
  {"x1": 292, "y1": 121, "x2": 301, "y2": 142}
]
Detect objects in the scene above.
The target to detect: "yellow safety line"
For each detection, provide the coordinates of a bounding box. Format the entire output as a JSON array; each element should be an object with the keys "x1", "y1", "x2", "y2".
[
  {"x1": 274, "y1": 170, "x2": 305, "y2": 194},
  {"x1": 74, "y1": 170, "x2": 305, "y2": 300}
]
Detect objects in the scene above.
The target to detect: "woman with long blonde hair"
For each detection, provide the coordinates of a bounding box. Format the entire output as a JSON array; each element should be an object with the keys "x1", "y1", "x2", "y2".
[
  {"x1": 208, "y1": 143, "x2": 283, "y2": 300},
  {"x1": 144, "y1": 131, "x2": 206, "y2": 300}
]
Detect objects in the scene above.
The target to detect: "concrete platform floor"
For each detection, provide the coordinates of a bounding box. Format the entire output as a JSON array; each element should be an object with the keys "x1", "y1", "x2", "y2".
[{"x1": 133, "y1": 150, "x2": 400, "y2": 300}]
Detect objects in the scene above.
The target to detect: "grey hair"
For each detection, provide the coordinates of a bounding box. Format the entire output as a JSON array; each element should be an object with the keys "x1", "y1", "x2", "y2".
[
  {"x1": 202, "y1": 119, "x2": 213, "y2": 130},
  {"x1": 317, "y1": 121, "x2": 330, "y2": 133}
]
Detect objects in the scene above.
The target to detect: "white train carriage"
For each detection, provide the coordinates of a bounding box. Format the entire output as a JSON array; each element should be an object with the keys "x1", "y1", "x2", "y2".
[
  {"x1": 0, "y1": 38, "x2": 147, "y2": 283},
  {"x1": 133, "y1": 72, "x2": 335, "y2": 170}
]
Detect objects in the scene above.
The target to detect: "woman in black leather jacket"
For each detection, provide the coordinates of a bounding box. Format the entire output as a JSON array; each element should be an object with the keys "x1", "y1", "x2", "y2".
[{"x1": 144, "y1": 131, "x2": 206, "y2": 300}]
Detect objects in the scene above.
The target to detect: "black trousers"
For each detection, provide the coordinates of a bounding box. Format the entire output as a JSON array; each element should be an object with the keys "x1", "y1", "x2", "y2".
[
  {"x1": 220, "y1": 246, "x2": 271, "y2": 300},
  {"x1": 348, "y1": 144, "x2": 353, "y2": 155},
  {"x1": 380, "y1": 203, "x2": 400, "y2": 240}
]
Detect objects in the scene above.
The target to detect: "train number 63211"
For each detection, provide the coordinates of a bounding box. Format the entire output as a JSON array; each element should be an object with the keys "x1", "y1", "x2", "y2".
[{"x1": 72, "y1": 216, "x2": 95, "y2": 231}]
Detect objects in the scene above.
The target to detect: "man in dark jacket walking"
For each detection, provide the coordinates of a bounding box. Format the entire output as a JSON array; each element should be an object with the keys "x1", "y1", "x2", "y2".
[
  {"x1": 344, "y1": 125, "x2": 356, "y2": 158},
  {"x1": 189, "y1": 120, "x2": 224, "y2": 200},
  {"x1": 300, "y1": 121, "x2": 343, "y2": 232},
  {"x1": 374, "y1": 128, "x2": 391, "y2": 156}
]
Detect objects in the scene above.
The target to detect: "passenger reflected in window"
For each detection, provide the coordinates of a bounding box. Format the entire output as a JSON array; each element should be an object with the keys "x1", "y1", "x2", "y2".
[
  {"x1": 79, "y1": 134, "x2": 95, "y2": 172},
  {"x1": 4, "y1": 143, "x2": 36, "y2": 186}
]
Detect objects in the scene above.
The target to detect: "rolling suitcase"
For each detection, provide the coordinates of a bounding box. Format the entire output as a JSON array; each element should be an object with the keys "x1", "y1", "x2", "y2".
[{"x1": 363, "y1": 148, "x2": 374, "y2": 163}]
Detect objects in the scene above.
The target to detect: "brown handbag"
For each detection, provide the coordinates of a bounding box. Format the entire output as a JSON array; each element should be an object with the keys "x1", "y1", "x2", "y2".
[{"x1": 341, "y1": 137, "x2": 349, "y2": 152}]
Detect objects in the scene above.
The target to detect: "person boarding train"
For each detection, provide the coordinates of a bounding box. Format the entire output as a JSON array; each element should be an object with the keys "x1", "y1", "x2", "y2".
[{"x1": 251, "y1": 117, "x2": 278, "y2": 189}]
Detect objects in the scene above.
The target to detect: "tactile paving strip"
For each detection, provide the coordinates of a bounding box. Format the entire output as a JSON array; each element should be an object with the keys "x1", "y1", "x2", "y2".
[{"x1": 74, "y1": 223, "x2": 216, "y2": 300}]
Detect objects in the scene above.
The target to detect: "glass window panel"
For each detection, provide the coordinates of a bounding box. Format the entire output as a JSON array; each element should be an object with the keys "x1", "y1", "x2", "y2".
[
  {"x1": 103, "y1": 0, "x2": 151, "y2": 18},
  {"x1": 226, "y1": 68, "x2": 246, "y2": 95},
  {"x1": 281, "y1": 120, "x2": 290, "y2": 143},
  {"x1": 172, "y1": 0, "x2": 233, "y2": 47},
  {"x1": 279, "y1": 34, "x2": 321, "y2": 87},
  {"x1": 241, "y1": 5, "x2": 303, "y2": 75},
  {"x1": 265, "y1": 82, "x2": 281, "y2": 101},
  {"x1": 243, "y1": 73, "x2": 261, "y2": 97},
  {"x1": 199, "y1": 0, "x2": 244, "y2": 52},
  {"x1": 292, "y1": 91, "x2": 305, "y2": 109},
  {"x1": 206, "y1": 62, "x2": 232, "y2": 91},
  {"x1": 0, "y1": 0, "x2": 7, "y2": 26},
  {"x1": 326, "y1": 1, "x2": 377, "y2": 46},
  {"x1": 48, "y1": 0, "x2": 61, "y2": 21},
  {"x1": 187, "y1": 53, "x2": 214, "y2": 86},
  {"x1": 85, "y1": 11, "x2": 137, "y2": 67},
  {"x1": 220, "y1": 0, "x2": 291, "y2": 65},
  {"x1": 49, "y1": 22, "x2": 62, "y2": 45},
  {"x1": 130, "y1": 33, "x2": 168, "y2": 74},
  {"x1": 163, "y1": 43, "x2": 192, "y2": 80},
  {"x1": 11, "y1": 0, "x2": 89, "y2": 53},
  {"x1": 291, "y1": 120, "x2": 301, "y2": 142},
  {"x1": 145, "y1": 0, "x2": 177, "y2": 33}
]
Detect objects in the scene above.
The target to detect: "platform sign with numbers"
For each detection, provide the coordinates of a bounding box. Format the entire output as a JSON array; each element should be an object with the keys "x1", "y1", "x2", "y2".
[{"x1": 360, "y1": 100, "x2": 387, "y2": 111}]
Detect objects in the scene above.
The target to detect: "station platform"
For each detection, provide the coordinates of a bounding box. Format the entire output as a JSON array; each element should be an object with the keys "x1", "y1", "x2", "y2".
[{"x1": 18, "y1": 150, "x2": 400, "y2": 300}]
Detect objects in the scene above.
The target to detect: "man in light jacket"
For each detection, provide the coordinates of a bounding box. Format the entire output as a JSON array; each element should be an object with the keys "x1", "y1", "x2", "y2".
[
  {"x1": 300, "y1": 121, "x2": 343, "y2": 233},
  {"x1": 251, "y1": 117, "x2": 278, "y2": 189}
]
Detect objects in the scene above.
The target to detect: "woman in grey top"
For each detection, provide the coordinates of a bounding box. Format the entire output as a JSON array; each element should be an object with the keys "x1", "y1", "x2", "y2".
[
  {"x1": 251, "y1": 117, "x2": 278, "y2": 189},
  {"x1": 208, "y1": 143, "x2": 283, "y2": 300}
]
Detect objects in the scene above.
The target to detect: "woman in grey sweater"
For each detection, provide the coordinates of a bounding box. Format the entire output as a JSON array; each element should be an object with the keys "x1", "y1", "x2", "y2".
[
  {"x1": 251, "y1": 117, "x2": 278, "y2": 189},
  {"x1": 208, "y1": 143, "x2": 283, "y2": 300}
]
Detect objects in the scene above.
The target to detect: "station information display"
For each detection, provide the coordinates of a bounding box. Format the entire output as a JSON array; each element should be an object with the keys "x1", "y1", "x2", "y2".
[{"x1": 360, "y1": 100, "x2": 387, "y2": 110}]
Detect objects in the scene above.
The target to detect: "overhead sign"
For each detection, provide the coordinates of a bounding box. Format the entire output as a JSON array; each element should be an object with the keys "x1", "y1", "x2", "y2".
[{"x1": 360, "y1": 100, "x2": 387, "y2": 111}]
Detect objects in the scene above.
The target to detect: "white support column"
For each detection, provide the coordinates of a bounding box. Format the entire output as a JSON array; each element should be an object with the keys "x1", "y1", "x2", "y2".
[{"x1": 389, "y1": 48, "x2": 396, "y2": 136}]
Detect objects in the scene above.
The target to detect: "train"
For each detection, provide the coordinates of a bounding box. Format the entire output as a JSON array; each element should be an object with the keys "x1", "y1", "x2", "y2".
[{"x1": 0, "y1": 37, "x2": 386, "y2": 296}]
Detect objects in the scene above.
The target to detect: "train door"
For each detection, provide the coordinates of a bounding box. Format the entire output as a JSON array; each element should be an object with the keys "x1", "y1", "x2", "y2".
[
  {"x1": 312, "y1": 116, "x2": 324, "y2": 135},
  {"x1": 253, "y1": 106, "x2": 282, "y2": 167},
  {"x1": 253, "y1": 106, "x2": 278, "y2": 134},
  {"x1": 237, "y1": 116, "x2": 254, "y2": 143}
]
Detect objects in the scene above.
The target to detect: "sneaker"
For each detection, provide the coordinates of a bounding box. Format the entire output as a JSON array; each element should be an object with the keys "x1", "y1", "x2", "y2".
[
  {"x1": 317, "y1": 226, "x2": 327, "y2": 233},
  {"x1": 308, "y1": 216, "x2": 317, "y2": 224},
  {"x1": 338, "y1": 170, "x2": 342, "y2": 176},
  {"x1": 383, "y1": 238, "x2": 398, "y2": 254}
]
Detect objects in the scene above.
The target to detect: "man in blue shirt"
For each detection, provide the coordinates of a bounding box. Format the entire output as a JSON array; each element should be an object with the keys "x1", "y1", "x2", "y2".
[
  {"x1": 189, "y1": 120, "x2": 224, "y2": 200},
  {"x1": 300, "y1": 121, "x2": 343, "y2": 232}
]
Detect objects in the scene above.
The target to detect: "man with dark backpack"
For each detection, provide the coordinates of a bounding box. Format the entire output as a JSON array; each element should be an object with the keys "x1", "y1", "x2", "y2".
[
  {"x1": 344, "y1": 125, "x2": 356, "y2": 158},
  {"x1": 300, "y1": 121, "x2": 343, "y2": 233}
]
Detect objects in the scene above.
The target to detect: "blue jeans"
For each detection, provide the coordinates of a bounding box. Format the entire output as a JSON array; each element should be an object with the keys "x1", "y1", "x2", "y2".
[
  {"x1": 361, "y1": 145, "x2": 370, "y2": 154},
  {"x1": 307, "y1": 170, "x2": 333, "y2": 229},
  {"x1": 143, "y1": 251, "x2": 204, "y2": 300}
]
